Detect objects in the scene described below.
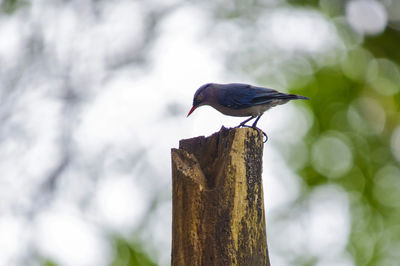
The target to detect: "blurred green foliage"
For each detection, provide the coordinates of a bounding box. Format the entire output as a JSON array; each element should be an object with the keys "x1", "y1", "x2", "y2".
[
  {"x1": 110, "y1": 237, "x2": 156, "y2": 266},
  {"x1": 364, "y1": 28, "x2": 400, "y2": 65},
  {"x1": 1, "y1": 0, "x2": 28, "y2": 14},
  {"x1": 38, "y1": 237, "x2": 157, "y2": 266},
  {"x1": 298, "y1": 65, "x2": 400, "y2": 265},
  {"x1": 288, "y1": 2, "x2": 400, "y2": 266},
  {"x1": 41, "y1": 259, "x2": 58, "y2": 266}
]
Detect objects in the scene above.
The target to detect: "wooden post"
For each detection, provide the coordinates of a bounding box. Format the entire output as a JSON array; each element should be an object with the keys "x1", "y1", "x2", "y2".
[{"x1": 171, "y1": 127, "x2": 270, "y2": 266}]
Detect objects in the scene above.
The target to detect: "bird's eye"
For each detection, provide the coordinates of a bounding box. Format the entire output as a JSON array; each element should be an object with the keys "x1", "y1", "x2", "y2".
[{"x1": 196, "y1": 95, "x2": 203, "y2": 102}]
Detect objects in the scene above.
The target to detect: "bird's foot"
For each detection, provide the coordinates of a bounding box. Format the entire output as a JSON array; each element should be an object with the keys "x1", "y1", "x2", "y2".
[
  {"x1": 235, "y1": 122, "x2": 249, "y2": 128},
  {"x1": 236, "y1": 116, "x2": 256, "y2": 128},
  {"x1": 252, "y1": 127, "x2": 268, "y2": 143},
  {"x1": 236, "y1": 125, "x2": 268, "y2": 143},
  {"x1": 261, "y1": 130, "x2": 268, "y2": 143}
]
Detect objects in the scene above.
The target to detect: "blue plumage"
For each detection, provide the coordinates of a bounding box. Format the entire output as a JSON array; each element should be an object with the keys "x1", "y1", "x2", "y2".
[
  {"x1": 217, "y1": 83, "x2": 308, "y2": 109},
  {"x1": 187, "y1": 83, "x2": 309, "y2": 141},
  {"x1": 218, "y1": 84, "x2": 257, "y2": 109}
]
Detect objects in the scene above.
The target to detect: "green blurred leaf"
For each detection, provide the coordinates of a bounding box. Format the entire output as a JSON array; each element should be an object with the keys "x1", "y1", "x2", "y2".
[
  {"x1": 110, "y1": 237, "x2": 157, "y2": 266},
  {"x1": 41, "y1": 259, "x2": 58, "y2": 266},
  {"x1": 1, "y1": 0, "x2": 28, "y2": 14}
]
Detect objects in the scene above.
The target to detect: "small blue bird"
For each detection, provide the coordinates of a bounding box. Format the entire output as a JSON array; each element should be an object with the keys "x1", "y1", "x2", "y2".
[{"x1": 187, "y1": 83, "x2": 309, "y2": 141}]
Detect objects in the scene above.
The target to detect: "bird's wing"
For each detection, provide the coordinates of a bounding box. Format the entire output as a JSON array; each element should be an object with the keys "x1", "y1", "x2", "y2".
[
  {"x1": 218, "y1": 84, "x2": 255, "y2": 109},
  {"x1": 249, "y1": 85, "x2": 301, "y2": 104},
  {"x1": 219, "y1": 84, "x2": 294, "y2": 109}
]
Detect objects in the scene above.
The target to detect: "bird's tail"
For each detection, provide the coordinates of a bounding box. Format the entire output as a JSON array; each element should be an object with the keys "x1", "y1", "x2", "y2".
[{"x1": 285, "y1": 94, "x2": 310, "y2": 100}]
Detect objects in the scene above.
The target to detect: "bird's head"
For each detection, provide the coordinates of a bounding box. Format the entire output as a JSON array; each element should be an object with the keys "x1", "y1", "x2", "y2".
[{"x1": 187, "y1": 83, "x2": 214, "y2": 117}]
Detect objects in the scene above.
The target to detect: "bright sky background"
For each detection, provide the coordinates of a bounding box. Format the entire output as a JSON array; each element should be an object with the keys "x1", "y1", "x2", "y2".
[{"x1": 0, "y1": 0, "x2": 392, "y2": 265}]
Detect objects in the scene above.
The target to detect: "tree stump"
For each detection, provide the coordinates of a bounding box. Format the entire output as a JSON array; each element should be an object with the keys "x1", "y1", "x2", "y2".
[{"x1": 171, "y1": 127, "x2": 270, "y2": 266}]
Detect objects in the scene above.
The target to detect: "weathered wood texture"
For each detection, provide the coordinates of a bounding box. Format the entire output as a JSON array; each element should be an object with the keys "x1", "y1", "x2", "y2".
[{"x1": 171, "y1": 127, "x2": 270, "y2": 266}]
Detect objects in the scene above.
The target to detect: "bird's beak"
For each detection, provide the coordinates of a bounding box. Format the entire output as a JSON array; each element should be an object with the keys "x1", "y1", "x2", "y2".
[{"x1": 187, "y1": 105, "x2": 198, "y2": 117}]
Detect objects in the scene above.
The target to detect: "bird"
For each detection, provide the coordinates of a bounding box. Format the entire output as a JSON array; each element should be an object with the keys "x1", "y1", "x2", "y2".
[{"x1": 187, "y1": 83, "x2": 309, "y2": 142}]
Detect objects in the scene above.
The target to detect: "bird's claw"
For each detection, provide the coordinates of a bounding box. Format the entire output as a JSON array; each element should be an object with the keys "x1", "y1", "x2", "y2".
[
  {"x1": 252, "y1": 126, "x2": 268, "y2": 143},
  {"x1": 236, "y1": 124, "x2": 268, "y2": 143},
  {"x1": 260, "y1": 130, "x2": 268, "y2": 143}
]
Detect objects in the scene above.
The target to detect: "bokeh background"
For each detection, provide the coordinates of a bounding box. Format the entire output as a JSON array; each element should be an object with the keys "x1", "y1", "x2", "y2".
[{"x1": 1, "y1": 0, "x2": 400, "y2": 265}]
